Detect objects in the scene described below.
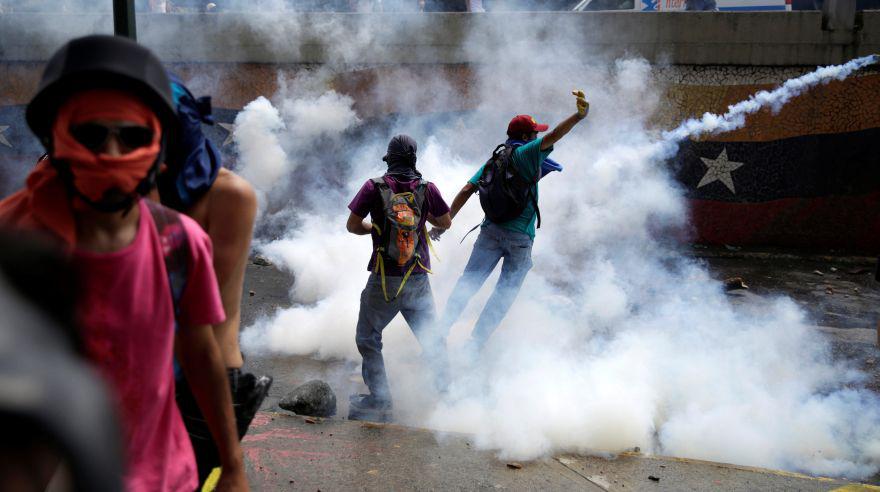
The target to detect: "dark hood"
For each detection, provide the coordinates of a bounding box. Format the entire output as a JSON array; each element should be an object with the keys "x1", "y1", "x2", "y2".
[{"x1": 382, "y1": 134, "x2": 422, "y2": 181}]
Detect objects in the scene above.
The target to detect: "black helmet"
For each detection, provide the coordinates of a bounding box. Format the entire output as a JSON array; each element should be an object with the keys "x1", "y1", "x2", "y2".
[
  {"x1": 26, "y1": 35, "x2": 177, "y2": 212},
  {"x1": 26, "y1": 34, "x2": 177, "y2": 147}
]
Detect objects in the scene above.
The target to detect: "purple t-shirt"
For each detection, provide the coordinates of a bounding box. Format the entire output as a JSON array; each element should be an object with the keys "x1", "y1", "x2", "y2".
[{"x1": 348, "y1": 176, "x2": 450, "y2": 276}]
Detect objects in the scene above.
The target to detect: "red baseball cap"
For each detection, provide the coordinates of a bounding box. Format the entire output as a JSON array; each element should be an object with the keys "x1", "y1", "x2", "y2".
[{"x1": 507, "y1": 114, "x2": 549, "y2": 137}]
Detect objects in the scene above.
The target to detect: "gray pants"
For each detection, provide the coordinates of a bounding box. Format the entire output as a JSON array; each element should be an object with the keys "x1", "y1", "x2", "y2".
[
  {"x1": 439, "y1": 223, "x2": 534, "y2": 347},
  {"x1": 355, "y1": 273, "x2": 449, "y2": 403}
]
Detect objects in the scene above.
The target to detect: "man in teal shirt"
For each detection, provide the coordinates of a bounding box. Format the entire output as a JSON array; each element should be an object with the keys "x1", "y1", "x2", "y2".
[{"x1": 431, "y1": 90, "x2": 589, "y2": 351}]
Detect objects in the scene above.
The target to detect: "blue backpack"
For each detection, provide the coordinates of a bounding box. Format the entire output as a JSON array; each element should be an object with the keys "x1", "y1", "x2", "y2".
[{"x1": 158, "y1": 73, "x2": 222, "y2": 211}]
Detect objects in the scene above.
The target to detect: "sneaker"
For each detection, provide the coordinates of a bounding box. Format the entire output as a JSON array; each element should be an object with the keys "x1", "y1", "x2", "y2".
[{"x1": 347, "y1": 394, "x2": 393, "y2": 423}]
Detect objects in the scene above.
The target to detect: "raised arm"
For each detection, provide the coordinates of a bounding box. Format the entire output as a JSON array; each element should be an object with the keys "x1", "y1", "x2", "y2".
[{"x1": 540, "y1": 90, "x2": 589, "y2": 151}]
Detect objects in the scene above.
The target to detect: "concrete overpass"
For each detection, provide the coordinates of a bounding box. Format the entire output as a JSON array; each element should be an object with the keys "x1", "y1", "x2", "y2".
[{"x1": 0, "y1": 11, "x2": 878, "y2": 65}]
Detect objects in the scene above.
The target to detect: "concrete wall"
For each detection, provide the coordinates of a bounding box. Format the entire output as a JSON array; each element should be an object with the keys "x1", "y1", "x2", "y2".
[
  {"x1": 1, "y1": 12, "x2": 879, "y2": 251},
  {"x1": 0, "y1": 11, "x2": 878, "y2": 66}
]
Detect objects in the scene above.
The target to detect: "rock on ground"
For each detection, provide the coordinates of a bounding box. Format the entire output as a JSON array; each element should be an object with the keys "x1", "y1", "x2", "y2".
[{"x1": 279, "y1": 379, "x2": 337, "y2": 417}]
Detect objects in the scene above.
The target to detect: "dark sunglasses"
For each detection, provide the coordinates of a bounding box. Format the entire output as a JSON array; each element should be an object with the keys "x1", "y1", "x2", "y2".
[{"x1": 69, "y1": 123, "x2": 154, "y2": 152}]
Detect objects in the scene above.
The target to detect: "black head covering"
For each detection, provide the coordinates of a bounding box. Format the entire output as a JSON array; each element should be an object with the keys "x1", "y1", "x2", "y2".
[
  {"x1": 382, "y1": 134, "x2": 422, "y2": 181},
  {"x1": 27, "y1": 34, "x2": 177, "y2": 146}
]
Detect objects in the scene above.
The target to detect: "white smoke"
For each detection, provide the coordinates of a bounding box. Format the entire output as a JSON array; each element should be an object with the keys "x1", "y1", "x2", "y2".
[
  {"x1": 231, "y1": 27, "x2": 880, "y2": 480},
  {"x1": 233, "y1": 84, "x2": 361, "y2": 221},
  {"x1": 233, "y1": 96, "x2": 288, "y2": 202},
  {"x1": 3, "y1": 4, "x2": 874, "y2": 478},
  {"x1": 663, "y1": 54, "x2": 878, "y2": 144}
]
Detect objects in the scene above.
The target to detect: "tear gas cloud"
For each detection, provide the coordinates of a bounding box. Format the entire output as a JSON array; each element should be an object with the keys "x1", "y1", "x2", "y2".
[
  {"x1": 4, "y1": 2, "x2": 874, "y2": 478},
  {"x1": 235, "y1": 21, "x2": 880, "y2": 476}
]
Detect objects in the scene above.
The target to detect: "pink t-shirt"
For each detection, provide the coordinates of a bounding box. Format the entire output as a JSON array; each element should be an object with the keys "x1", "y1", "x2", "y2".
[{"x1": 73, "y1": 199, "x2": 225, "y2": 492}]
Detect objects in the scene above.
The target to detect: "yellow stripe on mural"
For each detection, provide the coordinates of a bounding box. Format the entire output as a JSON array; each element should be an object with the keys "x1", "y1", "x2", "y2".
[{"x1": 657, "y1": 74, "x2": 880, "y2": 142}]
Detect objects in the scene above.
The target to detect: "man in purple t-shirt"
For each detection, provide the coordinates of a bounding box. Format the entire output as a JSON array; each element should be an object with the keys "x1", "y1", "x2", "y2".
[{"x1": 346, "y1": 134, "x2": 452, "y2": 421}]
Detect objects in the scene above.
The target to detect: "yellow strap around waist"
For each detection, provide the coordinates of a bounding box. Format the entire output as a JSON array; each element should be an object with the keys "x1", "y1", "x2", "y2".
[{"x1": 424, "y1": 225, "x2": 440, "y2": 262}]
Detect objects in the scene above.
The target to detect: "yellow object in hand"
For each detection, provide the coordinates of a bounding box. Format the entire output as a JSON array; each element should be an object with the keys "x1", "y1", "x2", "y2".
[{"x1": 572, "y1": 90, "x2": 589, "y2": 118}]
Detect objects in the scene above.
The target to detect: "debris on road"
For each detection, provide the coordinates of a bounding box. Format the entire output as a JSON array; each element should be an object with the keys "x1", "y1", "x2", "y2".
[
  {"x1": 279, "y1": 379, "x2": 337, "y2": 417},
  {"x1": 813, "y1": 270, "x2": 824, "y2": 276},
  {"x1": 506, "y1": 463, "x2": 523, "y2": 470},
  {"x1": 253, "y1": 255, "x2": 273, "y2": 266},
  {"x1": 249, "y1": 290, "x2": 255, "y2": 296},
  {"x1": 648, "y1": 475, "x2": 660, "y2": 482},
  {"x1": 723, "y1": 277, "x2": 749, "y2": 291},
  {"x1": 587, "y1": 475, "x2": 611, "y2": 490},
  {"x1": 304, "y1": 417, "x2": 317, "y2": 424}
]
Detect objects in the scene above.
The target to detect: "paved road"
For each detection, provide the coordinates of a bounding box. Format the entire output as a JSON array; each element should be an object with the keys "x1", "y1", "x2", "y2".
[
  {"x1": 243, "y1": 412, "x2": 861, "y2": 491},
  {"x1": 237, "y1": 248, "x2": 880, "y2": 489}
]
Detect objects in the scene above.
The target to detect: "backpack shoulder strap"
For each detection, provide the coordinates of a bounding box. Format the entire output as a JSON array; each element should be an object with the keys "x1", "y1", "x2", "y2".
[
  {"x1": 371, "y1": 177, "x2": 394, "y2": 206},
  {"x1": 414, "y1": 179, "x2": 429, "y2": 208},
  {"x1": 145, "y1": 200, "x2": 190, "y2": 318}
]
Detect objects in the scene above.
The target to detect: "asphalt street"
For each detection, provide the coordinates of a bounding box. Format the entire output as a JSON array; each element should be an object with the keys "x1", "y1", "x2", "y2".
[{"x1": 235, "y1": 247, "x2": 880, "y2": 490}]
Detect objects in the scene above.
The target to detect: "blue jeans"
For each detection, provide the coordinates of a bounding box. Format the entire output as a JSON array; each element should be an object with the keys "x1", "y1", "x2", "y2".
[
  {"x1": 440, "y1": 223, "x2": 534, "y2": 347},
  {"x1": 355, "y1": 273, "x2": 448, "y2": 403}
]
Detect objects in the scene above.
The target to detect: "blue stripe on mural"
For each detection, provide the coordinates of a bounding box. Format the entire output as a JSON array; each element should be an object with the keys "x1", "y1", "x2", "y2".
[{"x1": 673, "y1": 127, "x2": 880, "y2": 202}]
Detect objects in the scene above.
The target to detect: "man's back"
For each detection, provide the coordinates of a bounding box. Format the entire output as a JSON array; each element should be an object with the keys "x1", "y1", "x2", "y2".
[
  {"x1": 469, "y1": 138, "x2": 552, "y2": 239},
  {"x1": 349, "y1": 175, "x2": 449, "y2": 276}
]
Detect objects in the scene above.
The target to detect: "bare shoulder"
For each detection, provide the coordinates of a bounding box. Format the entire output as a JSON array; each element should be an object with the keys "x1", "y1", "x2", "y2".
[{"x1": 211, "y1": 168, "x2": 257, "y2": 208}]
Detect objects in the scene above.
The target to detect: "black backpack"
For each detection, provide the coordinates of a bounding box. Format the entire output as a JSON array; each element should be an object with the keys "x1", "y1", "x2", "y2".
[{"x1": 477, "y1": 143, "x2": 541, "y2": 228}]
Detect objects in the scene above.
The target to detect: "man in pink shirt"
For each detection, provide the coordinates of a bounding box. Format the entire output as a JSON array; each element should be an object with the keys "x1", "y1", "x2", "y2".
[{"x1": 0, "y1": 35, "x2": 247, "y2": 491}]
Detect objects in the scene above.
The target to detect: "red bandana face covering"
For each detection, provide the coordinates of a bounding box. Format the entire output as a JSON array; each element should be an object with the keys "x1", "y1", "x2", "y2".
[{"x1": 51, "y1": 89, "x2": 163, "y2": 205}]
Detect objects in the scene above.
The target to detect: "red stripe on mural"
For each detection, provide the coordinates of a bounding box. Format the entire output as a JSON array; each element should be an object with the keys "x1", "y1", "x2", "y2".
[{"x1": 688, "y1": 192, "x2": 880, "y2": 251}]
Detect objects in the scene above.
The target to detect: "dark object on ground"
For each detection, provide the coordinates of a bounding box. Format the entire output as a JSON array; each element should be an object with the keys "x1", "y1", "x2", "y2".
[
  {"x1": 253, "y1": 255, "x2": 273, "y2": 266},
  {"x1": 280, "y1": 380, "x2": 338, "y2": 417},
  {"x1": 348, "y1": 393, "x2": 391, "y2": 423},
  {"x1": 177, "y1": 369, "x2": 273, "y2": 485},
  {"x1": 723, "y1": 277, "x2": 749, "y2": 291},
  {"x1": 649, "y1": 475, "x2": 661, "y2": 481},
  {"x1": 507, "y1": 462, "x2": 523, "y2": 470}
]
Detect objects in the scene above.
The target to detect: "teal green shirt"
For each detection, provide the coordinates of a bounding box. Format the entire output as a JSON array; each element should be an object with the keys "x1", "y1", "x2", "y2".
[{"x1": 468, "y1": 137, "x2": 552, "y2": 239}]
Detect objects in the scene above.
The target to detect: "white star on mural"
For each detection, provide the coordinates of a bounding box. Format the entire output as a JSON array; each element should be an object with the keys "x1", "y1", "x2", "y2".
[
  {"x1": 697, "y1": 148, "x2": 744, "y2": 194},
  {"x1": 219, "y1": 122, "x2": 235, "y2": 147},
  {"x1": 0, "y1": 125, "x2": 11, "y2": 148}
]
